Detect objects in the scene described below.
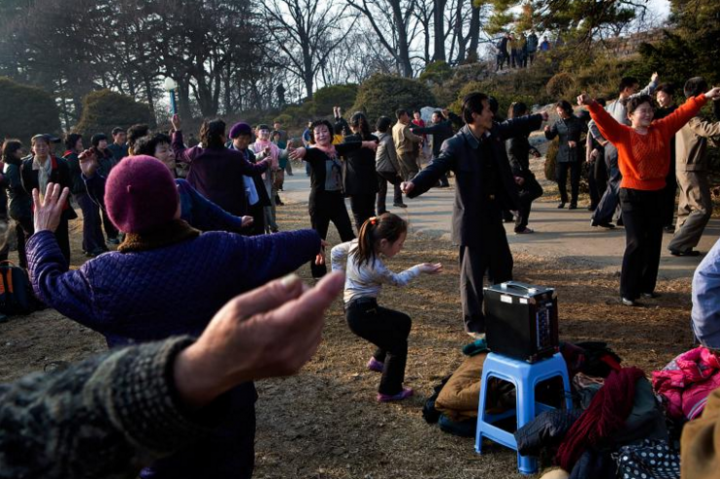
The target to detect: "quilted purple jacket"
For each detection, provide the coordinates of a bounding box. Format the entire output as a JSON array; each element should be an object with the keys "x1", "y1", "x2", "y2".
[
  {"x1": 27, "y1": 227, "x2": 320, "y2": 479},
  {"x1": 27, "y1": 228, "x2": 320, "y2": 347}
]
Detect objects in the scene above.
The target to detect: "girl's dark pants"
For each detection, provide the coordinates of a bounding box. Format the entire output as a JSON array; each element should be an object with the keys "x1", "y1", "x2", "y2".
[
  {"x1": 346, "y1": 298, "x2": 411, "y2": 396},
  {"x1": 619, "y1": 188, "x2": 663, "y2": 300},
  {"x1": 309, "y1": 190, "x2": 355, "y2": 277}
]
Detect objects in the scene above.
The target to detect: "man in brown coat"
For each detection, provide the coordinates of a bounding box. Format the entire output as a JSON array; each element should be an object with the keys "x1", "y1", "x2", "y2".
[
  {"x1": 392, "y1": 109, "x2": 423, "y2": 181},
  {"x1": 668, "y1": 77, "x2": 720, "y2": 256}
]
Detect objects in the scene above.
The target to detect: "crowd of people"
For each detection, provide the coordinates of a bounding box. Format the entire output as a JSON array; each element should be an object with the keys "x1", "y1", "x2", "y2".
[{"x1": 1, "y1": 68, "x2": 720, "y2": 479}]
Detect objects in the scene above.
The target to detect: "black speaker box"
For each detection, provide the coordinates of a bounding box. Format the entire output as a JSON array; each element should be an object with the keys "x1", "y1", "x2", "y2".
[{"x1": 484, "y1": 281, "x2": 559, "y2": 362}]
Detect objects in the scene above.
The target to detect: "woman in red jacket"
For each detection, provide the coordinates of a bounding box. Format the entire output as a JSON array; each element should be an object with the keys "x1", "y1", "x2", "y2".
[{"x1": 578, "y1": 86, "x2": 720, "y2": 306}]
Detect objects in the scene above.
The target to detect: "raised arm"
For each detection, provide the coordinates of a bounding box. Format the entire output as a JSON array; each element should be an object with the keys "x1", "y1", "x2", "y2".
[
  {"x1": 230, "y1": 229, "x2": 323, "y2": 290},
  {"x1": 27, "y1": 231, "x2": 101, "y2": 329},
  {"x1": 580, "y1": 95, "x2": 630, "y2": 145},
  {"x1": 655, "y1": 94, "x2": 709, "y2": 138}
]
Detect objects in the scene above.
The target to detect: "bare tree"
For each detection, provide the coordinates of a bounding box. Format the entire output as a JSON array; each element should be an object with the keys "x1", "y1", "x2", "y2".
[
  {"x1": 345, "y1": 0, "x2": 418, "y2": 77},
  {"x1": 263, "y1": 0, "x2": 354, "y2": 100}
]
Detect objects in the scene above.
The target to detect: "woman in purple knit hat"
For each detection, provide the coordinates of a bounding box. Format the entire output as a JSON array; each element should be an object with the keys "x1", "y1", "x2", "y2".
[{"x1": 26, "y1": 156, "x2": 325, "y2": 479}]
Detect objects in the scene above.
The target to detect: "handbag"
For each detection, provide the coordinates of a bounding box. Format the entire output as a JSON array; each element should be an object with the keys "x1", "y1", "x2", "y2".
[
  {"x1": 0, "y1": 260, "x2": 36, "y2": 315},
  {"x1": 614, "y1": 439, "x2": 680, "y2": 479}
]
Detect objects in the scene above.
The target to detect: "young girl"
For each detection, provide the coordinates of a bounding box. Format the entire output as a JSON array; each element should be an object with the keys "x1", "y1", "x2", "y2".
[{"x1": 331, "y1": 213, "x2": 442, "y2": 402}]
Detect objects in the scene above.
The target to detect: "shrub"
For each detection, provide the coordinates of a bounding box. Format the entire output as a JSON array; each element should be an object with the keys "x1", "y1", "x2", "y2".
[
  {"x1": 350, "y1": 74, "x2": 436, "y2": 124},
  {"x1": 76, "y1": 90, "x2": 156, "y2": 137},
  {"x1": 546, "y1": 72, "x2": 575, "y2": 100},
  {"x1": 311, "y1": 84, "x2": 358, "y2": 116},
  {"x1": 544, "y1": 137, "x2": 559, "y2": 181},
  {"x1": 419, "y1": 61, "x2": 454, "y2": 85},
  {"x1": 0, "y1": 77, "x2": 61, "y2": 143}
]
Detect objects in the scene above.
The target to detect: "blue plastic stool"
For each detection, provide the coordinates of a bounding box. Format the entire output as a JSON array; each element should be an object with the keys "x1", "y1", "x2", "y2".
[{"x1": 475, "y1": 352, "x2": 572, "y2": 475}]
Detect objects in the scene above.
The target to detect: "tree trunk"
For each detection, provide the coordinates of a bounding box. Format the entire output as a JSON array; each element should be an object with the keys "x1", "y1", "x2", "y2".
[
  {"x1": 390, "y1": 0, "x2": 414, "y2": 77},
  {"x1": 468, "y1": 3, "x2": 480, "y2": 60},
  {"x1": 433, "y1": 0, "x2": 447, "y2": 61}
]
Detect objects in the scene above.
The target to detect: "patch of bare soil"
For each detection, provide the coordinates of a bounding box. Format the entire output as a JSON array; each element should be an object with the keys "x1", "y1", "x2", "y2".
[{"x1": 0, "y1": 200, "x2": 694, "y2": 479}]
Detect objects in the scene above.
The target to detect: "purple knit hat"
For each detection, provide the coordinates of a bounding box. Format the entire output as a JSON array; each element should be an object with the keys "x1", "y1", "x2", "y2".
[
  {"x1": 104, "y1": 156, "x2": 179, "y2": 233},
  {"x1": 229, "y1": 122, "x2": 252, "y2": 139}
]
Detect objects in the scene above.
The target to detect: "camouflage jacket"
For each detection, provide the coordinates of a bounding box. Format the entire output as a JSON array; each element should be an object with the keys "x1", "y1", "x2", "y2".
[{"x1": 0, "y1": 337, "x2": 224, "y2": 479}]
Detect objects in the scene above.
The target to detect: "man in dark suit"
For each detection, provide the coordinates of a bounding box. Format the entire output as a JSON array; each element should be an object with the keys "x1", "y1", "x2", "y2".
[{"x1": 402, "y1": 92, "x2": 545, "y2": 338}]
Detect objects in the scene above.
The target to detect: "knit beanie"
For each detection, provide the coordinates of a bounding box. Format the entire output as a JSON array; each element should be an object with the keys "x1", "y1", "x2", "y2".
[
  {"x1": 229, "y1": 122, "x2": 252, "y2": 139},
  {"x1": 104, "y1": 156, "x2": 179, "y2": 233}
]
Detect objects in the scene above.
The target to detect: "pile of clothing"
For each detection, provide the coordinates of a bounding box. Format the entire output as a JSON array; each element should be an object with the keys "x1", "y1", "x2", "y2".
[{"x1": 424, "y1": 341, "x2": 686, "y2": 479}]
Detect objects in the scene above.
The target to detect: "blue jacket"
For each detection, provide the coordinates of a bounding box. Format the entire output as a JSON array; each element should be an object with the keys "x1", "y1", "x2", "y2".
[
  {"x1": 26, "y1": 226, "x2": 321, "y2": 478},
  {"x1": 693, "y1": 238, "x2": 720, "y2": 348}
]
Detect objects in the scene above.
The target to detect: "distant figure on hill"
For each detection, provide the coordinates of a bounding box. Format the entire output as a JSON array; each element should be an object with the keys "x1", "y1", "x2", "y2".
[{"x1": 526, "y1": 31, "x2": 539, "y2": 65}]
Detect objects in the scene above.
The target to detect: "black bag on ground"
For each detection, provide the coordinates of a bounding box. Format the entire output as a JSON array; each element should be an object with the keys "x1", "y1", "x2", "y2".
[{"x1": 0, "y1": 261, "x2": 36, "y2": 315}]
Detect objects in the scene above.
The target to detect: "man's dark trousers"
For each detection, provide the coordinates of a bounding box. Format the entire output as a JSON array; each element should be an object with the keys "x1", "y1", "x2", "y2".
[{"x1": 459, "y1": 204, "x2": 513, "y2": 334}]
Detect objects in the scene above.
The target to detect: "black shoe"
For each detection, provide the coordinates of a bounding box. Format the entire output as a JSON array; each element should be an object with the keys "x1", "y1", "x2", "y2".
[
  {"x1": 568, "y1": 203, "x2": 577, "y2": 210},
  {"x1": 591, "y1": 220, "x2": 616, "y2": 229},
  {"x1": 557, "y1": 202, "x2": 566, "y2": 209},
  {"x1": 664, "y1": 226, "x2": 675, "y2": 234},
  {"x1": 642, "y1": 292, "x2": 660, "y2": 299},
  {"x1": 393, "y1": 202, "x2": 408, "y2": 208},
  {"x1": 670, "y1": 249, "x2": 700, "y2": 257},
  {"x1": 107, "y1": 237, "x2": 120, "y2": 245}
]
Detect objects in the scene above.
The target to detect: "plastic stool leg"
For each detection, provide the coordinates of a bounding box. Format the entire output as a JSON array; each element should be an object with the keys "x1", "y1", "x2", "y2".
[
  {"x1": 515, "y1": 377, "x2": 538, "y2": 475},
  {"x1": 475, "y1": 368, "x2": 491, "y2": 454}
]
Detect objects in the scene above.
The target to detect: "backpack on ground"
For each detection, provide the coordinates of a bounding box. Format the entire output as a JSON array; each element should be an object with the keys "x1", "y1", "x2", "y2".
[{"x1": 0, "y1": 261, "x2": 36, "y2": 315}]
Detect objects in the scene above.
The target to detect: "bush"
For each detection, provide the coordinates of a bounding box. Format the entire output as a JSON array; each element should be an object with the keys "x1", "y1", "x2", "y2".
[
  {"x1": 544, "y1": 137, "x2": 559, "y2": 181},
  {"x1": 546, "y1": 72, "x2": 575, "y2": 99},
  {"x1": 0, "y1": 77, "x2": 61, "y2": 143},
  {"x1": 350, "y1": 74, "x2": 436, "y2": 124},
  {"x1": 419, "y1": 61, "x2": 454, "y2": 85},
  {"x1": 76, "y1": 90, "x2": 156, "y2": 137},
  {"x1": 311, "y1": 84, "x2": 358, "y2": 116}
]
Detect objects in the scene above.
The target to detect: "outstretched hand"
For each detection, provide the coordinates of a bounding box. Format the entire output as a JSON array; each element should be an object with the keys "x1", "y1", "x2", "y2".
[
  {"x1": 289, "y1": 147, "x2": 307, "y2": 161},
  {"x1": 241, "y1": 216, "x2": 254, "y2": 228},
  {"x1": 419, "y1": 263, "x2": 443, "y2": 274},
  {"x1": 401, "y1": 181, "x2": 415, "y2": 195},
  {"x1": 173, "y1": 272, "x2": 345, "y2": 409},
  {"x1": 171, "y1": 114, "x2": 181, "y2": 132},
  {"x1": 33, "y1": 183, "x2": 70, "y2": 234},
  {"x1": 704, "y1": 87, "x2": 720, "y2": 100}
]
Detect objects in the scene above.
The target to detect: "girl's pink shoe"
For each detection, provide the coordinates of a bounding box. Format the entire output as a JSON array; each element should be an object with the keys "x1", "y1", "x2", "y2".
[
  {"x1": 367, "y1": 357, "x2": 384, "y2": 373},
  {"x1": 377, "y1": 387, "x2": 414, "y2": 403}
]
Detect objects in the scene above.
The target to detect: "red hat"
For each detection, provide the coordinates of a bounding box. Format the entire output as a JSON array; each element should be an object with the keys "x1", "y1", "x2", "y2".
[{"x1": 104, "y1": 156, "x2": 179, "y2": 233}]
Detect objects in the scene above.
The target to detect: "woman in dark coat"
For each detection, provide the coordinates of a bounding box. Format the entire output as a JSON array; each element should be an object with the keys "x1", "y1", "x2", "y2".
[
  {"x1": 507, "y1": 102, "x2": 544, "y2": 234},
  {"x1": 545, "y1": 100, "x2": 588, "y2": 209},
  {"x1": 2, "y1": 139, "x2": 31, "y2": 266},
  {"x1": 21, "y1": 134, "x2": 77, "y2": 264},
  {"x1": 344, "y1": 112, "x2": 379, "y2": 230},
  {"x1": 290, "y1": 119, "x2": 377, "y2": 277},
  {"x1": 171, "y1": 115, "x2": 269, "y2": 217}
]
